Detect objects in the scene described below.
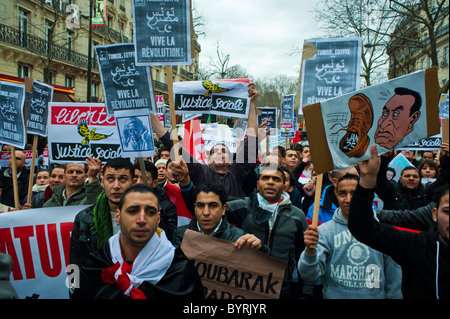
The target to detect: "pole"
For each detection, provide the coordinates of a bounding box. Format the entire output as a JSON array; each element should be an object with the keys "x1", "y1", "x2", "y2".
[
  {"x1": 165, "y1": 66, "x2": 180, "y2": 161},
  {"x1": 10, "y1": 147, "x2": 20, "y2": 210},
  {"x1": 86, "y1": 0, "x2": 93, "y2": 102},
  {"x1": 309, "y1": 173, "x2": 323, "y2": 249},
  {"x1": 26, "y1": 135, "x2": 38, "y2": 205}
]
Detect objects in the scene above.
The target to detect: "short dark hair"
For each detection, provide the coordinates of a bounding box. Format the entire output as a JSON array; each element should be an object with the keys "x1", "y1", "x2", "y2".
[
  {"x1": 278, "y1": 166, "x2": 295, "y2": 187},
  {"x1": 433, "y1": 185, "x2": 449, "y2": 210},
  {"x1": 103, "y1": 158, "x2": 135, "y2": 178},
  {"x1": 394, "y1": 87, "x2": 422, "y2": 116},
  {"x1": 400, "y1": 166, "x2": 418, "y2": 176},
  {"x1": 195, "y1": 183, "x2": 227, "y2": 206},
  {"x1": 258, "y1": 166, "x2": 286, "y2": 184},
  {"x1": 119, "y1": 184, "x2": 158, "y2": 210},
  {"x1": 210, "y1": 143, "x2": 230, "y2": 157},
  {"x1": 336, "y1": 173, "x2": 359, "y2": 189},
  {"x1": 134, "y1": 160, "x2": 157, "y2": 182}
]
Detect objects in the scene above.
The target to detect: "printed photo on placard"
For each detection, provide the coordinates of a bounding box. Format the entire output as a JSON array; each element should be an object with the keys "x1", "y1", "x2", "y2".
[{"x1": 114, "y1": 110, "x2": 155, "y2": 158}]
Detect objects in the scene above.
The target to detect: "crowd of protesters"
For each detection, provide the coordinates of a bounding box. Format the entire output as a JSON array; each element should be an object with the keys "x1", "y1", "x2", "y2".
[{"x1": 0, "y1": 84, "x2": 448, "y2": 300}]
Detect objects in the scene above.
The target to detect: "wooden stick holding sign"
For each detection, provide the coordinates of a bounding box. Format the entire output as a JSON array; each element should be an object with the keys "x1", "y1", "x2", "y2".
[
  {"x1": 165, "y1": 66, "x2": 180, "y2": 162},
  {"x1": 26, "y1": 135, "x2": 38, "y2": 205},
  {"x1": 24, "y1": 78, "x2": 38, "y2": 205},
  {"x1": 10, "y1": 147, "x2": 20, "y2": 210},
  {"x1": 309, "y1": 173, "x2": 323, "y2": 249}
]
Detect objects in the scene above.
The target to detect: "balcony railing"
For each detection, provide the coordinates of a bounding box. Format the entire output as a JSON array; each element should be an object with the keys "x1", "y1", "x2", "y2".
[{"x1": 0, "y1": 23, "x2": 97, "y2": 70}]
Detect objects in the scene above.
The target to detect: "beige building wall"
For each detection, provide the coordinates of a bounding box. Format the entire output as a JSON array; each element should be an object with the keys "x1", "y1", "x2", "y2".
[{"x1": 0, "y1": 0, "x2": 200, "y2": 103}]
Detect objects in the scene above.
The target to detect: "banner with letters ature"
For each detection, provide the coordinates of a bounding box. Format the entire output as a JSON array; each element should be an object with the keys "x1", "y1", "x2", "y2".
[{"x1": 0, "y1": 205, "x2": 89, "y2": 299}]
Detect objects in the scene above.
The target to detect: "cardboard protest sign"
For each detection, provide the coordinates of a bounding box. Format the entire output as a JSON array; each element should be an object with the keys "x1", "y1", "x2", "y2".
[
  {"x1": 181, "y1": 229, "x2": 286, "y2": 299},
  {"x1": 133, "y1": 0, "x2": 191, "y2": 66},
  {"x1": 0, "y1": 205, "x2": 90, "y2": 299},
  {"x1": 299, "y1": 37, "x2": 362, "y2": 110},
  {"x1": 0, "y1": 80, "x2": 26, "y2": 149},
  {"x1": 257, "y1": 107, "x2": 278, "y2": 133},
  {"x1": 303, "y1": 68, "x2": 440, "y2": 174},
  {"x1": 173, "y1": 80, "x2": 251, "y2": 118},
  {"x1": 114, "y1": 109, "x2": 155, "y2": 158},
  {"x1": 48, "y1": 103, "x2": 122, "y2": 163},
  {"x1": 280, "y1": 94, "x2": 295, "y2": 137},
  {"x1": 25, "y1": 80, "x2": 53, "y2": 137},
  {"x1": 95, "y1": 43, "x2": 156, "y2": 115}
]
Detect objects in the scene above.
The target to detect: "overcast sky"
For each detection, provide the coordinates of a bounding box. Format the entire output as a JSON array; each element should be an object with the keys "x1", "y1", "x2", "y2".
[{"x1": 193, "y1": 0, "x2": 324, "y2": 81}]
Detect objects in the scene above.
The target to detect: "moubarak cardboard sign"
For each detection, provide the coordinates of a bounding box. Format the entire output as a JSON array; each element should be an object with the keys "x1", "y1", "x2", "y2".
[{"x1": 303, "y1": 68, "x2": 440, "y2": 174}]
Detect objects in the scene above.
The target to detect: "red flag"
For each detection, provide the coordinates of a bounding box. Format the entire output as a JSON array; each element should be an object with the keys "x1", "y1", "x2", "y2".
[
  {"x1": 293, "y1": 130, "x2": 301, "y2": 144},
  {"x1": 183, "y1": 118, "x2": 206, "y2": 163}
]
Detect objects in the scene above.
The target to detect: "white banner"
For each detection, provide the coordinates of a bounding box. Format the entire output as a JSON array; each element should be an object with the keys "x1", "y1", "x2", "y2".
[{"x1": 0, "y1": 205, "x2": 89, "y2": 299}]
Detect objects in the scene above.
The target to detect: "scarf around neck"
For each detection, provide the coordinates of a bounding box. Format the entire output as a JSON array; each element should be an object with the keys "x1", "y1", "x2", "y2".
[
  {"x1": 101, "y1": 228, "x2": 175, "y2": 299},
  {"x1": 92, "y1": 192, "x2": 113, "y2": 248}
]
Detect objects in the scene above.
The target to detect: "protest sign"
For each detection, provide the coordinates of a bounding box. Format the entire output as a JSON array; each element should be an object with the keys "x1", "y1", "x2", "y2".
[
  {"x1": 181, "y1": 230, "x2": 286, "y2": 299},
  {"x1": 0, "y1": 150, "x2": 44, "y2": 168},
  {"x1": 0, "y1": 80, "x2": 26, "y2": 149},
  {"x1": 114, "y1": 109, "x2": 155, "y2": 158},
  {"x1": 0, "y1": 205, "x2": 90, "y2": 299},
  {"x1": 396, "y1": 134, "x2": 442, "y2": 151},
  {"x1": 280, "y1": 94, "x2": 295, "y2": 137},
  {"x1": 257, "y1": 107, "x2": 278, "y2": 137},
  {"x1": 133, "y1": 0, "x2": 191, "y2": 66},
  {"x1": 25, "y1": 80, "x2": 53, "y2": 137},
  {"x1": 439, "y1": 93, "x2": 448, "y2": 119},
  {"x1": 299, "y1": 37, "x2": 361, "y2": 110},
  {"x1": 303, "y1": 68, "x2": 440, "y2": 174},
  {"x1": 173, "y1": 80, "x2": 251, "y2": 118},
  {"x1": 48, "y1": 103, "x2": 122, "y2": 163},
  {"x1": 95, "y1": 43, "x2": 156, "y2": 115},
  {"x1": 387, "y1": 153, "x2": 415, "y2": 182}
]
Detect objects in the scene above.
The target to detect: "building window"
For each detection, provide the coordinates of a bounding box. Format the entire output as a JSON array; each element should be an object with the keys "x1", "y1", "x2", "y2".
[
  {"x1": 18, "y1": 9, "x2": 28, "y2": 46},
  {"x1": 18, "y1": 63, "x2": 30, "y2": 78},
  {"x1": 91, "y1": 82, "x2": 99, "y2": 102},
  {"x1": 65, "y1": 75, "x2": 75, "y2": 88},
  {"x1": 443, "y1": 46, "x2": 448, "y2": 67}
]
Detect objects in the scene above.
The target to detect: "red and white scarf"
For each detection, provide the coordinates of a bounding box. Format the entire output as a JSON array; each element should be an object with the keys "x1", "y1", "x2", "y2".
[{"x1": 101, "y1": 228, "x2": 175, "y2": 299}]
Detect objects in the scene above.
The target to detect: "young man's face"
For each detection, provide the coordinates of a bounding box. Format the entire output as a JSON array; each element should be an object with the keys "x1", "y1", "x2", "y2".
[
  {"x1": 374, "y1": 94, "x2": 420, "y2": 149},
  {"x1": 335, "y1": 179, "x2": 358, "y2": 219},
  {"x1": 115, "y1": 191, "x2": 160, "y2": 248},
  {"x1": 284, "y1": 150, "x2": 299, "y2": 169},
  {"x1": 399, "y1": 168, "x2": 420, "y2": 191},
  {"x1": 194, "y1": 191, "x2": 226, "y2": 235},
  {"x1": 432, "y1": 192, "x2": 449, "y2": 245},
  {"x1": 133, "y1": 168, "x2": 157, "y2": 188},
  {"x1": 49, "y1": 167, "x2": 65, "y2": 190},
  {"x1": 103, "y1": 167, "x2": 133, "y2": 207},
  {"x1": 209, "y1": 145, "x2": 231, "y2": 166},
  {"x1": 65, "y1": 164, "x2": 87, "y2": 189},
  {"x1": 257, "y1": 169, "x2": 285, "y2": 202},
  {"x1": 156, "y1": 163, "x2": 167, "y2": 182}
]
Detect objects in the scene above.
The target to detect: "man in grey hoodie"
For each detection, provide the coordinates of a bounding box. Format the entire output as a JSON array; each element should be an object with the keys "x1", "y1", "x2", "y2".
[{"x1": 298, "y1": 173, "x2": 402, "y2": 299}]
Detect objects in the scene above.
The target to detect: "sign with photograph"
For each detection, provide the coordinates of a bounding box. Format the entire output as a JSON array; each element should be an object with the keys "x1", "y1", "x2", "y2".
[
  {"x1": 133, "y1": 0, "x2": 192, "y2": 66},
  {"x1": 95, "y1": 43, "x2": 156, "y2": 115},
  {"x1": 25, "y1": 80, "x2": 53, "y2": 137},
  {"x1": 114, "y1": 109, "x2": 155, "y2": 158},
  {"x1": 0, "y1": 80, "x2": 26, "y2": 149}
]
